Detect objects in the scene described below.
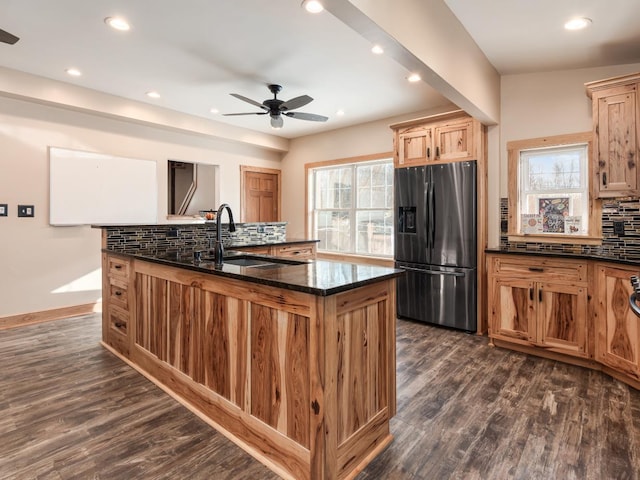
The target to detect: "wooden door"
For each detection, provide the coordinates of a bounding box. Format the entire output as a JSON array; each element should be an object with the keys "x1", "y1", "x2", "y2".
[
  {"x1": 397, "y1": 127, "x2": 432, "y2": 167},
  {"x1": 241, "y1": 167, "x2": 281, "y2": 222},
  {"x1": 434, "y1": 119, "x2": 474, "y2": 162},
  {"x1": 594, "y1": 85, "x2": 638, "y2": 197},
  {"x1": 490, "y1": 277, "x2": 536, "y2": 344},
  {"x1": 597, "y1": 266, "x2": 640, "y2": 379},
  {"x1": 538, "y1": 282, "x2": 588, "y2": 357}
]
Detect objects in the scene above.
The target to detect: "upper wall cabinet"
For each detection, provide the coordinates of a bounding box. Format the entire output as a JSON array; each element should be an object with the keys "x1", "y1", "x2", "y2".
[
  {"x1": 586, "y1": 73, "x2": 640, "y2": 198},
  {"x1": 391, "y1": 110, "x2": 480, "y2": 168}
]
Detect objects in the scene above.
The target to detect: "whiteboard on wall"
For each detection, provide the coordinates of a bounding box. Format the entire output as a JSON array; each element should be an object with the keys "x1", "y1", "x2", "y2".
[{"x1": 49, "y1": 147, "x2": 157, "y2": 225}]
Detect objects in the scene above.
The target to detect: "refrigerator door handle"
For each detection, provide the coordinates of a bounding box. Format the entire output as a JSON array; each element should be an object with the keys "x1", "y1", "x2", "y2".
[
  {"x1": 424, "y1": 181, "x2": 431, "y2": 250},
  {"x1": 399, "y1": 266, "x2": 466, "y2": 277},
  {"x1": 429, "y1": 182, "x2": 436, "y2": 248}
]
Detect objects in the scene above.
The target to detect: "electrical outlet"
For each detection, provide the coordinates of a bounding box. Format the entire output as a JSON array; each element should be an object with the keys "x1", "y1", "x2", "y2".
[
  {"x1": 167, "y1": 228, "x2": 180, "y2": 238},
  {"x1": 17, "y1": 205, "x2": 35, "y2": 217},
  {"x1": 613, "y1": 220, "x2": 625, "y2": 236},
  {"x1": 0, "y1": 204, "x2": 7, "y2": 216}
]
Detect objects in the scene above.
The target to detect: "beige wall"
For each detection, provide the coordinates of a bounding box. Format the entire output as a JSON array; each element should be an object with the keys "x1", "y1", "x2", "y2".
[
  {"x1": 282, "y1": 62, "x2": 640, "y2": 250},
  {"x1": 499, "y1": 63, "x2": 640, "y2": 196},
  {"x1": 0, "y1": 95, "x2": 281, "y2": 317},
  {"x1": 5, "y1": 62, "x2": 640, "y2": 318},
  {"x1": 281, "y1": 105, "x2": 457, "y2": 239}
]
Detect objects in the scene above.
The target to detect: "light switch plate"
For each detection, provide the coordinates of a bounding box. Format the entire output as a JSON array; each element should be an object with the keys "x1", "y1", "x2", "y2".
[
  {"x1": 0, "y1": 204, "x2": 6, "y2": 216},
  {"x1": 17, "y1": 205, "x2": 35, "y2": 217}
]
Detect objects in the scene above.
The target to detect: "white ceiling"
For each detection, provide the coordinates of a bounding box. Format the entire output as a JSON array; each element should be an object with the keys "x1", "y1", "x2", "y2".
[
  {"x1": 2, "y1": 0, "x2": 640, "y2": 139},
  {"x1": 444, "y1": 0, "x2": 640, "y2": 75}
]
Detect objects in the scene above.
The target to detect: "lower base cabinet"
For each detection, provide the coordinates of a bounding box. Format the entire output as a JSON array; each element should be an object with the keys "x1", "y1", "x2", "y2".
[
  {"x1": 488, "y1": 253, "x2": 640, "y2": 390},
  {"x1": 488, "y1": 254, "x2": 589, "y2": 359},
  {"x1": 596, "y1": 264, "x2": 640, "y2": 383}
]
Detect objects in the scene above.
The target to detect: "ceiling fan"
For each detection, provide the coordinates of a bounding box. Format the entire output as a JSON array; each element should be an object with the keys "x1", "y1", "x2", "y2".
[
  {"x1": 0, "y1": 28, "x2": 19, "y2": 45},
  {"x1": 224, "y1": 84, "x2": 328, "y2": 128}
]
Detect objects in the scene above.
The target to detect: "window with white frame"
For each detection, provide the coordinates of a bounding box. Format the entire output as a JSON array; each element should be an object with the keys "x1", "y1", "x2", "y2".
[
  {"x1": 309, "y1": 158, "x2": 394, "y2": 256},
  {"x1": 508, "y1": 132, "x2": 599, "y2": 241},
  {"x1": 518, "y1": 143, "x2": 589, "y2": 235}
]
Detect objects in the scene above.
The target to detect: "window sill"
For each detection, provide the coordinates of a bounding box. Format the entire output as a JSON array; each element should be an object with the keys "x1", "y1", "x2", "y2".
[
  {"x1": 507, "y1": 233, "x2": 602, "y2": 246},
  {"x1": 317, "y1": 251, "x2": 394, "y2": 267}
]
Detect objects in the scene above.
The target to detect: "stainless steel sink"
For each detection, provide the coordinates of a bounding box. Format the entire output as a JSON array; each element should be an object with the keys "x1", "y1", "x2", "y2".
[
  {"x1": 222, "y1": 254, "x2": 307, "y2": 268},
  {"x1": 223, "y1": 257, "x2": 276, "y2": 267}
]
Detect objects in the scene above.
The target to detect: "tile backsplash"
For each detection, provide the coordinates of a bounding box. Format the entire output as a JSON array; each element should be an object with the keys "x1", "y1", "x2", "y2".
[
  {"x1": 103, "y1": 222, "x2": 287, "y2": 252},
  {"x1": 499, "y1": 198, "x2": 640, "y2": 261}
]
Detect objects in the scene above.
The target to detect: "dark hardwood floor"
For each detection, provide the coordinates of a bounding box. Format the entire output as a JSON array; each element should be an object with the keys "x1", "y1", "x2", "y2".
[{"x1": 1, "y1": 314, "x2": 639, "y2": 480}]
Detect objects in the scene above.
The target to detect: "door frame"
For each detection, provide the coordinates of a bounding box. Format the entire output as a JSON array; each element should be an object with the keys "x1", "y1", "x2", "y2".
[{"x1": 240, "y1": 165, "x2": 282, "y2": 222}]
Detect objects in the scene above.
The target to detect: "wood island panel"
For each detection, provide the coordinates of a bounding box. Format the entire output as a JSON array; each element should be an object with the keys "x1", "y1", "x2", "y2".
[{"x1": 112, "y1": 258, "x2": 395, "y2": 480}]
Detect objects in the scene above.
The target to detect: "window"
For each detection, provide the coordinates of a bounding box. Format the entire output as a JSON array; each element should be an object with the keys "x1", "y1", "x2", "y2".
[
  {"x1": 307, "y1": 156, "x2": 394, "y2": 257},
  {"x1": 508, "y1": 132, "x2": 601, "y2": 243}
]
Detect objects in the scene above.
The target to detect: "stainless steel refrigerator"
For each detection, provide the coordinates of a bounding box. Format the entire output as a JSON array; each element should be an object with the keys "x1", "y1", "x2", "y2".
[{"x1": 394, "y1": 161, "x2": 477, "y2": 331}]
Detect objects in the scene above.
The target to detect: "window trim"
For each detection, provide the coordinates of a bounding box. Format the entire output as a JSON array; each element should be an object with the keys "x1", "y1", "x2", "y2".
[
  {"x1": 507, "y1": 132, "x2": 601, "y2": 245},
  {"x1": 305, "y1": 152, "x2": 394, "y2": 259}
]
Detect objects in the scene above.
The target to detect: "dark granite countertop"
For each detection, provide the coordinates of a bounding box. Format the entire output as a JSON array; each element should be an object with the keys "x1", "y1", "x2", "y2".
[
  {"x1": 106, "y1": 248, "x2": 403, "y2": 296},
  {"x1": 486, "y1": 248, "x2": 640, "y2": 267}
]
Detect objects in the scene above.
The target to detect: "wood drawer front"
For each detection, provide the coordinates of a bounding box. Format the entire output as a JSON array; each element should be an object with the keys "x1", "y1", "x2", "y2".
[
  {"x1": 108, "y1": 279, "x2": 128, "y2": 310},
  {"x1": 108, "y1": 256, "x2": 130, "y2": 279},
  {"x1": 491, "y1": 257, "x2": 587, "y2": 283},
  {"x1": 108, "y1": 305, "x2": 128, "y2": 336},
  {"x1": 106, "y1": 322, "x2": 129, "y2": 356},
  {"x1": 234, "y1": 246, "x2": 271, "y2": 255},
  {"x1": 272, "y1": 244, "x2": 315, "y2": 259}
]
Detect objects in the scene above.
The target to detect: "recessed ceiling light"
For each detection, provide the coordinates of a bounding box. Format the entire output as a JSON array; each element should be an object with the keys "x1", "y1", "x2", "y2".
[
  {"x1": 371, "y1": 45, "x2": 384, "y2": 55},
  {"x1": 105, "y1": 16, "x2": 131, "y2": 31},
  {"x1": 564, "y1": 17, "x2": 592, "y2": 30},
  {"x1": 66, "y1": 68, "x2": 82, "y2": 77},
  {"x1": 407, "y1": 73, "x2": 422, "y2": 83},
  {"x1": 336, "y1": 109, "x2": 345, "y2": 116},
  {"x1": 209, "y1": 108, "x2": 219, "y2": 114},
  {"x1": 146, "y1": 91, "x2": 160, "y2": 99},
  {"x1": 301, "y1": 0, "x2": 324, "y2": 14}
]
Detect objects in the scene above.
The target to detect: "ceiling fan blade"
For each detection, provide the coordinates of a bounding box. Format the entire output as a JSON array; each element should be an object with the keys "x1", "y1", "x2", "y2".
[
  {"x1": 0, "y1": 28, "x2": 19, "y2": 45},
  {"x1": 271, "y1": 116, "x2": 284, "y2": 128},
  {"x1": 230, "y1": 93, "x2": 268, "y2": 110},
  {"x1": 284, "y1": 111, "x2": 328, "y2": 122},
  {"x1": 222, "y1": 112, "x2": 268, "y2": 116},
  {"x1": 279, "y1": 95, "x2": 313, "y2": 111}
]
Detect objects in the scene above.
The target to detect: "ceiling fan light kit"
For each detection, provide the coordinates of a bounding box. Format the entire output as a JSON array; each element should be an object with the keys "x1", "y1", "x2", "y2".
[{"x1": 224, "y1": 84, "x2": 328, "y2": 129}]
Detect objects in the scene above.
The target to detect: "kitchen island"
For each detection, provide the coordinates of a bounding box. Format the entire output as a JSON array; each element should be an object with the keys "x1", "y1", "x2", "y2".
[{"x1": 101, "y1": 246, "x2": 401, "y2": 480}]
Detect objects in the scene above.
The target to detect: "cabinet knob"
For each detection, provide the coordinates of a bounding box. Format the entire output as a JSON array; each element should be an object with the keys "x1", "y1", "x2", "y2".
[
  {"x1": 528, "y1": 267, "x2": 544, "y2": 272},
  {"x1": 427, "y1": 147, "x2": 431, "y2": 159},
  {"x1": 115, "y1": 291, "x2": 122, "y2": 296},
  {"x1": 602, "y1": 172, "x2": 607, "y2": 186}
]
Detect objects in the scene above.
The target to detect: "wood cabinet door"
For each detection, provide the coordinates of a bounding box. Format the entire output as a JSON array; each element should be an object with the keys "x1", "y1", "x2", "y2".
[
  {"x1": 491, "y1": 277, "x2": 536, "y2": 343},
  {"x1": 598, "y1": 266, "x2": 640, "y2": 379},
  {"x1": 538, "y1": 282, "x2": 588, "y2": 357},
  {"x1": 434, "y1": 120, "x2": 474, "y2": 162},
  {"x1": 397, "y1": 128, "x2": 432, "y2": 167},
  {"x1": 594, "y1": 85, "x2": 638, "y2": 197}
]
